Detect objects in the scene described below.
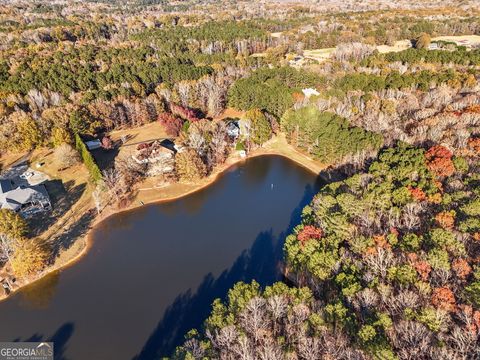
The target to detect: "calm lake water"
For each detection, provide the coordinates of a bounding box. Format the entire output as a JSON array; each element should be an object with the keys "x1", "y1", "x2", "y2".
[{"x1": 0, "y1": 156, "x2": 322, "y2": 359}]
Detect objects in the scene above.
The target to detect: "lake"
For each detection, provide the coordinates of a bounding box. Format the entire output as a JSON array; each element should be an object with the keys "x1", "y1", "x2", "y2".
[{"x1": 0, "y1": 155, "x2": 322, "y2": 359}]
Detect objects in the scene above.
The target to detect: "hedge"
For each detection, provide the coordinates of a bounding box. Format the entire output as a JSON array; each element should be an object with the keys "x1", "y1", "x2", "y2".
[{"x1": 75, "y1": 134, "x2": 102, "y2": 182}]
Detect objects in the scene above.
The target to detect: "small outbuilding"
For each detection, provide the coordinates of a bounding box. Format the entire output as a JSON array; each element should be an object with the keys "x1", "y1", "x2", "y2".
[
  {"x1": 85, "y1": 139, "x2": 102, "y2": 150},
  {"x1": 302, "y1": 88, "x2": 320, "y2": 98}
]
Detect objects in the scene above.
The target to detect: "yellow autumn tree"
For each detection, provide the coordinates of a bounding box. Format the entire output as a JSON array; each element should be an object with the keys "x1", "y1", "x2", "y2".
[
  {"x1": 16, "y1": 115, "x2": 42, "y2": 150},
  {"x1": 415, "y1": 33, "x2": 431, "y2": 49},
  {"x1": 10, "y1": 240, "x2": 49, "y2": 278},
  {"x1": 0, "y1": 209, "x2": 28, "y2": 239},
  {"x1": 175, "y1": 149, "x2": 207, "y2": 182},
  {"x1": 51, "y1": 127, "x2": 72, "y2": 147}
]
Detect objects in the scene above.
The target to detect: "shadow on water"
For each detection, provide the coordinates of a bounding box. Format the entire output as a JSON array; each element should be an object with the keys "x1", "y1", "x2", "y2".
[
  {"x1": 13, "y1": 322, "x2": 74, "y2": 360},
  {"x1": 133, "y1": 176, "x2": 324, "y2": 359},
  {"x1": 18, "y1": 271, "x2": 60, "y2": 310}
]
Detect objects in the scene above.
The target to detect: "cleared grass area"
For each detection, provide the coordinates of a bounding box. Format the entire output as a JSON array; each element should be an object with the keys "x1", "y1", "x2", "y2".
[
  {"x1": 108, "y1": 121, "x2": 169, "y2": 158},
  {"x1": 377, "y1": 39, "x2": 411, "y2": 53},
  {"x1": 431, "y1": 34, "x2": 480, "y2": 47},
  {"x1": 303, "y1": 47, "x2": 335, "y2": 62},
  {"x1": 300, "y1": 35, "x2": 480, "y2": 63},
  {"x1": 28, "y1": 149, "x2": 93, "y2": 243}
]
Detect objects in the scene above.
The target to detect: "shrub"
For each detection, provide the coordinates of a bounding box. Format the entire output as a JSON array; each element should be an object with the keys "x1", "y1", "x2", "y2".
[{"x1": 55, "y1": 143, "x2": 80, "y2": 169}]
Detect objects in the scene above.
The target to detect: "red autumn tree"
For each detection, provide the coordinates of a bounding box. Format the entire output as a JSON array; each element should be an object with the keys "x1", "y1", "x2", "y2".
[
  {"x1": 408, "y1": 253, "x2": 431, "y2": 281},
  {"x1": 170, "y1": 103, "x2": 200, "y2": 122},
  {"x1": 297, "y1": 225, "x2": 323, "y2": 245},
  {"x1": 452, "y1": 258, "x2": 472, "y2": 280},
  {"x1": 431, "y1": 287, "x2": 456, "y2": 312},
  {"x1": 158, "y1": 113, "x2": 184, "y2": 137},
  {"x1": 474, "y1": 311, "x2": 480, "y2": 332},
  {"x1": 425, "y1": 145, "x2": 455, "y2": 177},
  {"x1": 101, "y1": 136, "x2": 113, "y2": 150}
]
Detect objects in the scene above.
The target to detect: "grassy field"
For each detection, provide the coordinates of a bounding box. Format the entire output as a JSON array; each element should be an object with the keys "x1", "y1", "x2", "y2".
[
  {"x1": 301, "y1": 34, "x2": 480, "y2": 61},
  {"x1": 431, "y1": 34, "x2": 480, "y2": 47},
  {"x1": 376, "y1": 39, "x2": 411, "y2": 53},
  {"x1": 303, "y1": 47, "x2": 336, "y2": 62}
]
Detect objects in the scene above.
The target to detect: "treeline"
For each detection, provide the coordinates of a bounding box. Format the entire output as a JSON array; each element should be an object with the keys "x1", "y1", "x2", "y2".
[
  {"x1": 130, "y1": 20, "x2": 268, "y2": 45},
  {"x1": 367, "y1": 48, "x2": 480, "y2": 66},
  {"x1": 178, "y1": 142, "x2": 480, "y2": 359},
  {"x1": 0, "y1": 45, "x2": 213, "y2": 99},
  {"x1": 228, "y1": 67, "x2": 323, "y2": 117},
  {"x1": 334, "y1": 69, "x2": 472, "y2": 93},
  {"x1": 281, "y1": 106, "x2": 383, "y2": 163}
]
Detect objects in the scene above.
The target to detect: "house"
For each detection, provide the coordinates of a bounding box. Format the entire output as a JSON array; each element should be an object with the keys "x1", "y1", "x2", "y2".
[
  {"x1": 132, "y1": 140, "x2": 175, "y2": 165},
  {"x1": 0, "y1": 179, "x2": 51, "y2": 217},
  {"x1": 226, "y1": 121, "x2": 240, "y2": 138},
  {"x1": 302, "y1": 88, "x2": 320, "y2": 98}
]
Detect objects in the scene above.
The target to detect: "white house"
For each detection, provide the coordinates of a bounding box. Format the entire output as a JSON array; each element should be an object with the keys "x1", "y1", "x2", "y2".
[{"x1": 302, "y1": 88, "x2": 320, "y2": 98}]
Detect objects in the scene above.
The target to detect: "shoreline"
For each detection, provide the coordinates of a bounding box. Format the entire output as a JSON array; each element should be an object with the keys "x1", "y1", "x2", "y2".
[{"x1": 0, "y1": 135, "x2": 326, "y2": 302}]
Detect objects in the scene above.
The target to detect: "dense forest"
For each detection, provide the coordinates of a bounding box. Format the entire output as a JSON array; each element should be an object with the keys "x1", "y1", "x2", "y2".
[
  {"x1": 0, "y1": 0, "x2": 479, "y2": 358},
  {"x1": 177, "y1": 142, "x2": 480, "y2": 359}
]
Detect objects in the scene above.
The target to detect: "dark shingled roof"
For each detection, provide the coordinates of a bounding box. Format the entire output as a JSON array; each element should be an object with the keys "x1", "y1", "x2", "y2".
[{"x1": 0, "y1": 179, "x2": 12, "y2": 194}]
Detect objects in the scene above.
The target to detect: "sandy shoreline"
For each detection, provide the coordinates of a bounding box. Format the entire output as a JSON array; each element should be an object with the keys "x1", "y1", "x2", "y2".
[{"x1": 0, "y1": 135, "x2": 326, "y2": 302}]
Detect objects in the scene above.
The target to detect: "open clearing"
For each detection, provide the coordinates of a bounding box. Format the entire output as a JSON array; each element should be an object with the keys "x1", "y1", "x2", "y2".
[
  {"x1": 303, "y1": 47, "x2": 336, "y2": 62},
  {"x1": 302, "y1": 34, "x2": 480, "y2": 60}
]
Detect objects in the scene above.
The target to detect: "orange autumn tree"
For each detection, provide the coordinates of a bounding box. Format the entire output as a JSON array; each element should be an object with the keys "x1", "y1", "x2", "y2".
[
  {"x1": 431, "y1": 287, "x2": 456, "y2": 312},
  {"x1": 468, "y1": 137, "x2": 480, "y2": 155},
  {"x1": 408, "y1": 253, "x2": 431, "y2": 281},
  {"x1": 407, "y1": 186, "x2": 426, "y2": 201},
  {"x1": 435, "y1": 211, "x2": 455, "y2": 230},
  {"x1": 425, "y1": 145, "x2": 455, "y2": 177},
  {"x1": 452, "y1": 258, "x2": 472, "y2": 280}
]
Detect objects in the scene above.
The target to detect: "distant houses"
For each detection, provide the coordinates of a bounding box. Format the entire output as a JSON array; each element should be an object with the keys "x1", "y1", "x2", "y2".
[{"x1": 0, "y1": 179, "x2": 51, "y2": 217}]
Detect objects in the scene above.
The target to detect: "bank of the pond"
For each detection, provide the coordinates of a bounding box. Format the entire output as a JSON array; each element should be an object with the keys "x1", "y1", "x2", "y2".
[{"x1": 0, "y1": 134, "x2": 326, "y2": 302}]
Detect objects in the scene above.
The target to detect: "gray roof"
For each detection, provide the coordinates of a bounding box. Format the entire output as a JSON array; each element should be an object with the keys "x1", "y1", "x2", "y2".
[
  {"x1": 0, "y1": 184, "x2": 50, "y2": 211},
  {"x1": 0, "y1": 179, "x2": 12, "y2": 194}
]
